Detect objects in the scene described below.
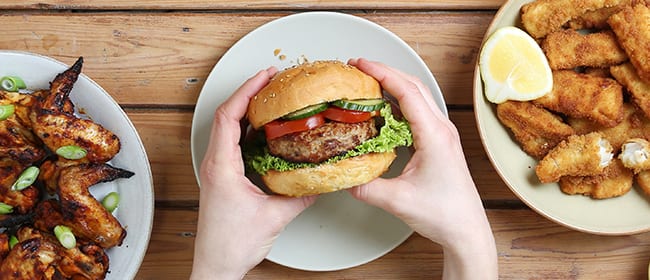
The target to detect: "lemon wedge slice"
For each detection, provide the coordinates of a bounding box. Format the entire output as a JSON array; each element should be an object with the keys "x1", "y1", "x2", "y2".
[{"x1": 479, "y1": 26, "x2": 552, "y2": 104}]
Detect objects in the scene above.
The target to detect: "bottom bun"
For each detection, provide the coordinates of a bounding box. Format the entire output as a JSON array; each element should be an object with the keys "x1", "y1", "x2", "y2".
[{"x1": 262, "y1": 150, "x2": 397, "y2": 197}]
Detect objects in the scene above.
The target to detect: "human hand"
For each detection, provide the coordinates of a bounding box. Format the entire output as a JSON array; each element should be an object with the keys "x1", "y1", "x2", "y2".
[
  {"x1": 190, "y1": 68, "x2": 317, "y2": 280},
  {"x1": 347, "y1": 58, "x2": 498, "y2": 279}
]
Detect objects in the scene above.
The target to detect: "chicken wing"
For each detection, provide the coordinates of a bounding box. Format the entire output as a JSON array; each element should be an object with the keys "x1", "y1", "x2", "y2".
[
  {"x1": 0, "y1": 159, "x2": 40, "y2": 214},
  {"x1": 0, "y1": 91, "x2": 45, "y2": 164},
  {"x1": 29, "y1": 58, "x2": 121, "y2": 163},
  {"x1": 534, "y1": 70, "x2": 624, "y2": 127},
  {"x1": 15, "y1": 227, "x2": 109, "y2": 279},
  {"x1": 536, "y1": 132, "x2": 614, "y2": 183},
  {"x1": 608, "y1": 3, "x2": 650, "y2": 83},
  {"x1": 497, "y1": 101, "x2": 575, "y2": 159},
  {"x1": 57, "y1": 164, "x2": 133, "y2": 248},
  {"x1": 541, "y1": 30, "x2": 627, "y2": 70}
]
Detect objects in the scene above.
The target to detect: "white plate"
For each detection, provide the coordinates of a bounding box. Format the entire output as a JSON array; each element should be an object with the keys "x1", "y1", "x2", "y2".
[
  {"x1": 0, "y1": 50, "x2": 154, "y2": 278},
  {"x1": 191, "y1": 12, "x2": 447, "y2": 271},
  {"x1": 474, "y1": 0, "x2": 650, "y2": 235}
]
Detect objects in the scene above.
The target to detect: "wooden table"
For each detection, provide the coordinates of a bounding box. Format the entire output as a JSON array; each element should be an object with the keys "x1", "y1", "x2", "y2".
[{"x1": 2, "y1": 1, "x2": 650, "y2": 279}]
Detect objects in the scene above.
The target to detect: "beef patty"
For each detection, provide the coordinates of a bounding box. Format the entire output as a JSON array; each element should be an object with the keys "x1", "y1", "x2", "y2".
[{"x1": 267, "y1": 119, "x2": 378, "y2": 163}]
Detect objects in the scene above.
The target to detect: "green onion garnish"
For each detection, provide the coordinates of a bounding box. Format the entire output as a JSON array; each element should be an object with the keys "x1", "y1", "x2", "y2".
[
  {"x1": 55, "y1": 145, "x2": 87, "y2": 160},
  {"x1": 8, "y1": 235, "x2": 18, "y2": 249},
  {"x1": 0, "y1": 104, "x2": 14, "y2": 120},
  {"x1": 101, "y1": 192, "x2": 120, "y2": 212},
  {"x1": 11, "y1": 166, "x2": 40, "y2": 191},
  {"x1": 54, "y1": 225, "x2": 76, "y2": 249},
  {"x1": 0, "y1": 76, "x2": 26, "y2": 92},
  {"x1": 0, "y1": 202, "x2": 13, "y2": 214}
]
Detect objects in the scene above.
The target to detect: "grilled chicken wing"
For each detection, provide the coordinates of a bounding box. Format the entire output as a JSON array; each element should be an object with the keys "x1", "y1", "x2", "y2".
[
  {"x1": 57, "y1": 164, "x2": 133, "y2": 248},
  {"x1": 0, "y1": 159, "x2": 40, "y2": 214},
  {"x1": 15, "y1": 227, "x2": 109, "y2": 280},
  {"x1": 30, "y1": 57, "x2": 120, "y2": 163},
  {"x1": 0, "y1": 91, "x2": 45, "y2": 164},
  {"x1": 0, "y1": 235, "x2": 59, "y2": 279}
]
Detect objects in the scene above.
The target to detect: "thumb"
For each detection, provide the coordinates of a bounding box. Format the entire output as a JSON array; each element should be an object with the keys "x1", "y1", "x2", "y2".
[{"x1": 349, "y1": 177, "x2": 407, "y2": 212}]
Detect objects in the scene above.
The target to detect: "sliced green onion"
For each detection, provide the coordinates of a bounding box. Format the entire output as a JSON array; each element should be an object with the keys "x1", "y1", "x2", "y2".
[
  {"x1": 0, "y1": 76, "x2": 26, "y2": 92},
  {"x1": 55, "y1": 145, "x2": 87, "y2": 160},
  {"x1": 11, "y1": 166, "x2": 40, "y2": 191},
  {"x1": 8, "y1": 235, "x2": 18, "y2": 249},
  {"x1": 54, "y1": 225, "x2": 76, "y2": 249},
  {"x1": 0, "y1": 104, "x2": 15, "y2": 120},
  {"x1": 0, "y1": 202, "x2": 13, "y2": 214},
  {"x1": 101, "y1": 192, "x2": 120, "y2": 212}
]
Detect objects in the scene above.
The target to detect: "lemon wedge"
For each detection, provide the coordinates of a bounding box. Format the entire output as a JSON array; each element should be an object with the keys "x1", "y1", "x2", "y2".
[{"x1": 479, "y1": 26, "x2": 552, "y2": 104}]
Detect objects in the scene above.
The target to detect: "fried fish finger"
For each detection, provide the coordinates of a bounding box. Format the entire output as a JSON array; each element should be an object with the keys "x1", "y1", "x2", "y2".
[
  {"x1": 566, "y1": 0, "x2": 638, "y2": 29},
  {"x1": 568, "y1": 103, "x2": 650, "y2": 151},
  {"x1": 521, "y1": 0, "x2": 627, "y2": 38},
  {"x1": 534, "y1": 70, "x2": 624, "y2": 127},
  {"x1": 541, "y1": 30, "x2": 628, "y2": 70},
  {"x1": 559, "y1": 158, "x2": 633, "y2": 199},
  {"x1": 635, "y1": 169, "x2": 650, "y2": 197},
  {"x1": 536, "y1": 132, "x2": 614, "y2": 183},
  {"x1": 496, "y1": 101, "x2": 575, "y2": 159},
  {"x1": 608, "y1": 4, "x2": 650, "y2": 83},
  {"x1": 610, "y1": 62, "x2": 650, "y2": 119},
  {"x1": 619, "y1": 138, "x2": 650, "y2": 173}
]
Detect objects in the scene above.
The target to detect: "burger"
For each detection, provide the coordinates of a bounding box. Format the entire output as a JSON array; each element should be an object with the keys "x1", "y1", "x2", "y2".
[{"x1": 243, "y1": 60, "x2": 413, "y2": 197}]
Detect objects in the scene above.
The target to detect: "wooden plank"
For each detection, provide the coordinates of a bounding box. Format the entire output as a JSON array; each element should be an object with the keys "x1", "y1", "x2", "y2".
[
  {"x1": 0, "y1": 12, "x2": 492, "y2": 107},
  {"x1": 126, "y1": 109, "x2": 518, "y2": 202},
  {"x1": 0, "y1": 0, "x2": 505, "y2": 10},
  {"x1": 128, "y1": 110, "x2": 199, "y2": 202},
  {"x1": 136, "y1": 208, "x2": 650, "y2": 279}
]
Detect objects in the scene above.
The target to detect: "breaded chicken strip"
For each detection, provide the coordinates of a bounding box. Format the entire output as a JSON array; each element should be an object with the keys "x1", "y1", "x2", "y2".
[
  {"x1": 521, "y1": 0, "x2": 627, "y2": 38},
  {"x1": 559, "y1": 158, "x2": 633, "y2": 199},
  {"x1": 541, "y1": 30, "x2": 628, "y2": 70},
  {"x1": 568, "y1": 103, "x2": 650, "y2": 151},
  {"x1": 497, "y1": 101, "x2": 575, "y2": 159},
  {"x1": 610, "y1": 63, "x2": 650, "y2": 119},
  {"x1": 536, "y1": 132, "x2": 613, "y2": 183},
  {"x1": 619, "y1": 138, "x2": 650, "y2": 173},
  {"x1": 608, "y1": 4, "x2": 650, "y2": 83}
]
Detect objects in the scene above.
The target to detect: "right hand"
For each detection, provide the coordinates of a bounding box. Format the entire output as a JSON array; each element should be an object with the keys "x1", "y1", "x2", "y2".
[{"x1": 347, "y1": 58, "x2": 498, "y2": 280}]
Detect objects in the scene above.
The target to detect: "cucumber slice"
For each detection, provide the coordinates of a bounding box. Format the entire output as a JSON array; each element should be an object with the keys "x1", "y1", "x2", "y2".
[
  {"x1": 332, "y1": 99, "x2": 385, "y2": 112},
  {"x1": 282, "y1": 103, "x2": 328, "y2": 120}
]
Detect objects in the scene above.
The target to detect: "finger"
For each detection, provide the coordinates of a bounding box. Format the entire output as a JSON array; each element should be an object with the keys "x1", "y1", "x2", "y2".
[
  {"x1": 262, "y1": 194, "x2": 319, "y2": 225},
  {"x1": 351, "y1": 58, "x2": 444, "y2": 120},
  {"x1": 204, "y1": 67, "x2": 277, "y2": 166},
  {"x1": 348, "y1": 177, "x2": 409, "y2": 215},
  {"x1": 348, "y1": 58, "x2": 437, "y2": 143}
]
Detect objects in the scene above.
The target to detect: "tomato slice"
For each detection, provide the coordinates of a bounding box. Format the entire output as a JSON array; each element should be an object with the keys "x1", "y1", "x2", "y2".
[
  {"x1": 264, "y1": 113, "x2": 325, "y2": 140},
  {"x1": 322, "y1": 106, "x2": 378, "y2": 123}
]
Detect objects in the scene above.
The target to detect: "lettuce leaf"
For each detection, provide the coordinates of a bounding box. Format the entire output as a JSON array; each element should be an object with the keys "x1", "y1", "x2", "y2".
[{"x1": 243, "y1": 103, "x2": 413, "y2": 175}]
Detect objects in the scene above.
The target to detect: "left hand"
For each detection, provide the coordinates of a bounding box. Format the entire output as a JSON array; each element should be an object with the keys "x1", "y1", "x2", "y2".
[{"x1": 191, "y1": 67, "x2": 317, "y2": 280}]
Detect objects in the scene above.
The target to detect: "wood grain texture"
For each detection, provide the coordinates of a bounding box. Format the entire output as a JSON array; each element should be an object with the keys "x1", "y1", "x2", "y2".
[
  {"x1": 0, "y1": 0, "x2": 505, "y2": 10},
  {"x1": 136, "y1": 209, "x2": 650, "y2": 279},
  {"x1": 0, "y1": 11, "x2": 492, "y2": 107}
]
